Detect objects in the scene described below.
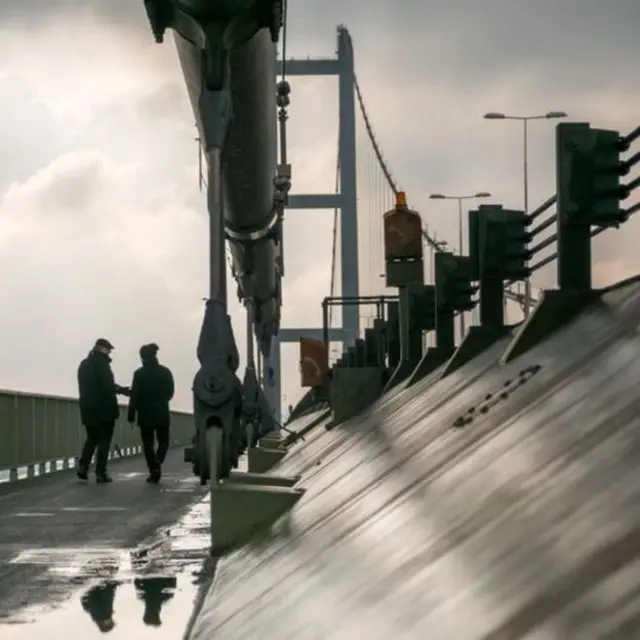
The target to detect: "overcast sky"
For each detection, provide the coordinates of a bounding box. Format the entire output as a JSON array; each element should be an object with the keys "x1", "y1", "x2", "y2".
[{"x1": 0, "y1": 0, "x2": 638, "y2": 413}]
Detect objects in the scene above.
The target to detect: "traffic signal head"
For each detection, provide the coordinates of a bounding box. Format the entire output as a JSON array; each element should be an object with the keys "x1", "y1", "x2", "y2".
[
  {"x1": 476, "y1": 205, "x2": 531, "y2": 281},
  {"x1": 556, "y1": 122, "x2": 622, "y2": 227},
  {"x1": 435, "y1": 252, "x2": 478, "y2": 312},
  {"x1": 407, "y1": 283, "x2": 436, "y2": 331}
]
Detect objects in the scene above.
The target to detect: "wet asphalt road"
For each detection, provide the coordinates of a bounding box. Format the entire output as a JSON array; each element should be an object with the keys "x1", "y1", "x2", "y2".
[{"x1": 0, "y1": 450, "x2": 211, "y2": 638}]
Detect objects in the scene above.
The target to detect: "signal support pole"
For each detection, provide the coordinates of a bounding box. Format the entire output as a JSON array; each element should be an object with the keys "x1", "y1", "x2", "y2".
[
  {"x1": 479, "y1": 277, "x2": 504, "y2": 328},
  {"x1": 555, "y1": 123, "x2": 593, "y2": 292}
]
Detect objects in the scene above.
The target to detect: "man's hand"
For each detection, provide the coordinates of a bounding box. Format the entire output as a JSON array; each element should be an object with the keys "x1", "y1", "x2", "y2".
[{"x1": 116, "y1": 385, "x2": 131, "y2": 397}]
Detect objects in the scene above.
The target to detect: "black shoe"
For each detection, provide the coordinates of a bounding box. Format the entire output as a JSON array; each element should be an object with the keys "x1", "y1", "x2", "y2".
[
  {"x1": 146, "y1": 468, "x2": 161, "y2": 483},
  {"x1": 96, "y1": 474, "x2": 113, "y2": 484},
  {"x1": 76, "y1": 468, "x2": 88, "y2": 481}
]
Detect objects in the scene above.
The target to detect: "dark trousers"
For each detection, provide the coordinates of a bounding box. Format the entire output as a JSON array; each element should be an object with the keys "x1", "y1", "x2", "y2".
[
  {"x1": 139, "y1": 425, "x2": 169, "y2": 473},
  {"x1": 79, "y1": 422, "x2": 115, "y2": 476}
]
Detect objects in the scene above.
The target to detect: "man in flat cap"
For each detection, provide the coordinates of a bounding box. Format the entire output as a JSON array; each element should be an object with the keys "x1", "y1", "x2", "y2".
[
  {"x1": 76, "y1": 338, "x2": 130, "y2": 483},
  {"x1": 127, "y1": 343, "x2": 175, "y2": 483}
]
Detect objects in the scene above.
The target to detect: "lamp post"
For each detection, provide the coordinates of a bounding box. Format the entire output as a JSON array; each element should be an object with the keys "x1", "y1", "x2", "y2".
[
  {"x1": 429, "y1": 192, "x2": 491, "y2": 339},
  {"x1": 483, "y1": 110, "x2": 567, "y2": 316}
]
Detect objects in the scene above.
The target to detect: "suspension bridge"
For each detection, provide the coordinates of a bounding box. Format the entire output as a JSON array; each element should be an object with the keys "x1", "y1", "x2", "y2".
[{"x1": 1, "y1": 11, "x2": 640, "y2": 640}]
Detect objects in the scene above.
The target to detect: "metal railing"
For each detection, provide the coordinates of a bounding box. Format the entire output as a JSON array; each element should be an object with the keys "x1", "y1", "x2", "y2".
[{"x1": 0, "y1": 388, "x2": 194, "y2": 482}]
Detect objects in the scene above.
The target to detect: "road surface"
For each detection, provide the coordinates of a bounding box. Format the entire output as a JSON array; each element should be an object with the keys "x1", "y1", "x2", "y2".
[{"x1": 0, "y1": 450, "x2": 211, "y2": 638}]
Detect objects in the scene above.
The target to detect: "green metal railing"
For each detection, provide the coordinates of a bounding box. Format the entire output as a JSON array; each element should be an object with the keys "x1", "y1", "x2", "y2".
[{"x1": 0, "y1": 389, "x2": 194, "y2": 482}]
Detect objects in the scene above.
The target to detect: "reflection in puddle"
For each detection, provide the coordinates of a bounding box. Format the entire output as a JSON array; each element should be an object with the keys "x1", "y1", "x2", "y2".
[
  {"x1": 1, "y1": 498, "x2": 212, "y2": 638},
  {"x1": 135, "y1": 577, "x2": 177, "y2": 627},
  {"x1": 79, "y1": 576, "x2": 178, "y2": 633},
  {"x1": 7, "y1": 576, "x2": 196, "y2": 638},
  {"x1": 82, "y1": 580, "x2": 119, "y2": 633}
]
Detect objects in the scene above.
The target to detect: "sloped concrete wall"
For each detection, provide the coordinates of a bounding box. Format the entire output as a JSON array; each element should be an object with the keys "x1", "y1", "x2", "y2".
[
  {"x1": 192, "y1": 280, "x2": 640, "y2": 640},
  {"x1": 330, "y1": 366, "x2": 385, "y2": 423}
]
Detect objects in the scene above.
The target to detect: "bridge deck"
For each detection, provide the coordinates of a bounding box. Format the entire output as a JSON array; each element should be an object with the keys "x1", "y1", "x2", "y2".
[{"x1": 0, "y1": 450, "x2": 210, "y2": 638}]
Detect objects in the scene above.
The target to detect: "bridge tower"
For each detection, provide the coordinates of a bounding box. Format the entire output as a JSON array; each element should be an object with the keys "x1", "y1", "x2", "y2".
[{"x1": 266, "y1": 26, "x2": 360, "y2": 422}]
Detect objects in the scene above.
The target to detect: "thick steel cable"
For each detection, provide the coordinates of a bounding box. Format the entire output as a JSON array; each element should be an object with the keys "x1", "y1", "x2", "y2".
[{"x1": 354, "y1": 74, "x2": 449, "y2": 256}]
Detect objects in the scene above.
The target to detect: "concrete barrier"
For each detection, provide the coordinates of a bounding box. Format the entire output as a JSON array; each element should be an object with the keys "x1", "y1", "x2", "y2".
[{"x1": 190, "y1": 278, "x2": 640, "y2": 639}]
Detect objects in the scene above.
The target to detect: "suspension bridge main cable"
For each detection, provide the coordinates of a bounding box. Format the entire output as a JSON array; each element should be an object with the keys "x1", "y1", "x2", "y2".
[
  {"x1": 354, "y1": 74, "x2": 449, "y2": 255},
  {"x1": 354, "y1": 74, "x2": 537, "y2": 315},
  {"x1": 353, "y1": 75, "x2": 398, "y2": 194}
]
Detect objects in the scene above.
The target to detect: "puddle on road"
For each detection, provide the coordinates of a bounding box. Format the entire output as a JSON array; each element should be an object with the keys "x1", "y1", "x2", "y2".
[{"x1": 0, "y1": 497, "x2": 213, "y2": 639}]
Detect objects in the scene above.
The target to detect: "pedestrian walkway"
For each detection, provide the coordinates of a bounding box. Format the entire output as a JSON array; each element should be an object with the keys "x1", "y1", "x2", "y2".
[{"x1": 0, "y1": 450, "x2": 211, "y2": 638}]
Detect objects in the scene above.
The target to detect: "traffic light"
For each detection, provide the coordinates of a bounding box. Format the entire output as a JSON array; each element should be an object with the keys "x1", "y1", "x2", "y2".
[
  {"x1": 435, "y1": 252, "x2": 477, "y2": 312},
  {"x1": 408, "y1": 283, "x2": 436, "y2": 332},
  {"x1": 556, "y1": 122, "x2": 623, "y2": 227},
  {"x1": 477, "y1": 205, "x2": 531, "y2": 281}
]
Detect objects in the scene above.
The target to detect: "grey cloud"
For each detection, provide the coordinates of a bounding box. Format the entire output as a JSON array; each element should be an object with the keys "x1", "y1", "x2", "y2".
[
  {"x1": 85, "y1": 81, "x2": 191, "y2": 125},
  {"x1": 0, "y1": 74, "x2": 73, "y2": 193},
  {"x1": 7, "y1": 0, "x2": 637, "y2": 93},
  {"x1": 135, "y1": 82, "x2": 190, "y2": 121},
  {"x1": 82, "y1": 82, "x2": 195, "y2": 159},
  {"x1": 0, "y1": 149, "x2": 216, "y2": 409},
  {"x1": 0, "y1": 0, "x2": 148, "y2": 30},
  {"x1": 30, "y1": 154, "x2": 104, "y2": 212},
  {"x1": 289, "y1": 0, "x2": 639, "y2": 89},
  {"x1": 67, "y1": 81, "x2": 203, "y2": 210}
]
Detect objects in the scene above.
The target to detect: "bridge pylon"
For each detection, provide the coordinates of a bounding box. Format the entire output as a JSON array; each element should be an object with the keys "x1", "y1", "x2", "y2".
[{"x1": 271, "y1": 26, "x2": 361, "y2": 422}]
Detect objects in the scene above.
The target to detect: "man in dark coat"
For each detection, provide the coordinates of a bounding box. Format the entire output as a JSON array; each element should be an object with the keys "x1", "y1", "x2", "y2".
[
  {"x1": 127, "y1": 343, "x2": 175, "y2": 483},
  {"x1": 77, "y1": 338, "x2": 130, "y2": 483}
]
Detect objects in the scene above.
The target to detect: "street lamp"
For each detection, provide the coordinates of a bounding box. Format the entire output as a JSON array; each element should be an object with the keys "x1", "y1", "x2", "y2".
[
  {"x1": 483, "y1": 110, "x2": 567, "y2": 316},
  {"x1": 428, "y1": 191, "x2": 491, "y2": 338}
]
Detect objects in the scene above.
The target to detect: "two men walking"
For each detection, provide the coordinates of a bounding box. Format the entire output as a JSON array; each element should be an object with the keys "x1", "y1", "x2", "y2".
[{"x1": 77, "y1": 338, "x2": 174, "y2": 484}]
